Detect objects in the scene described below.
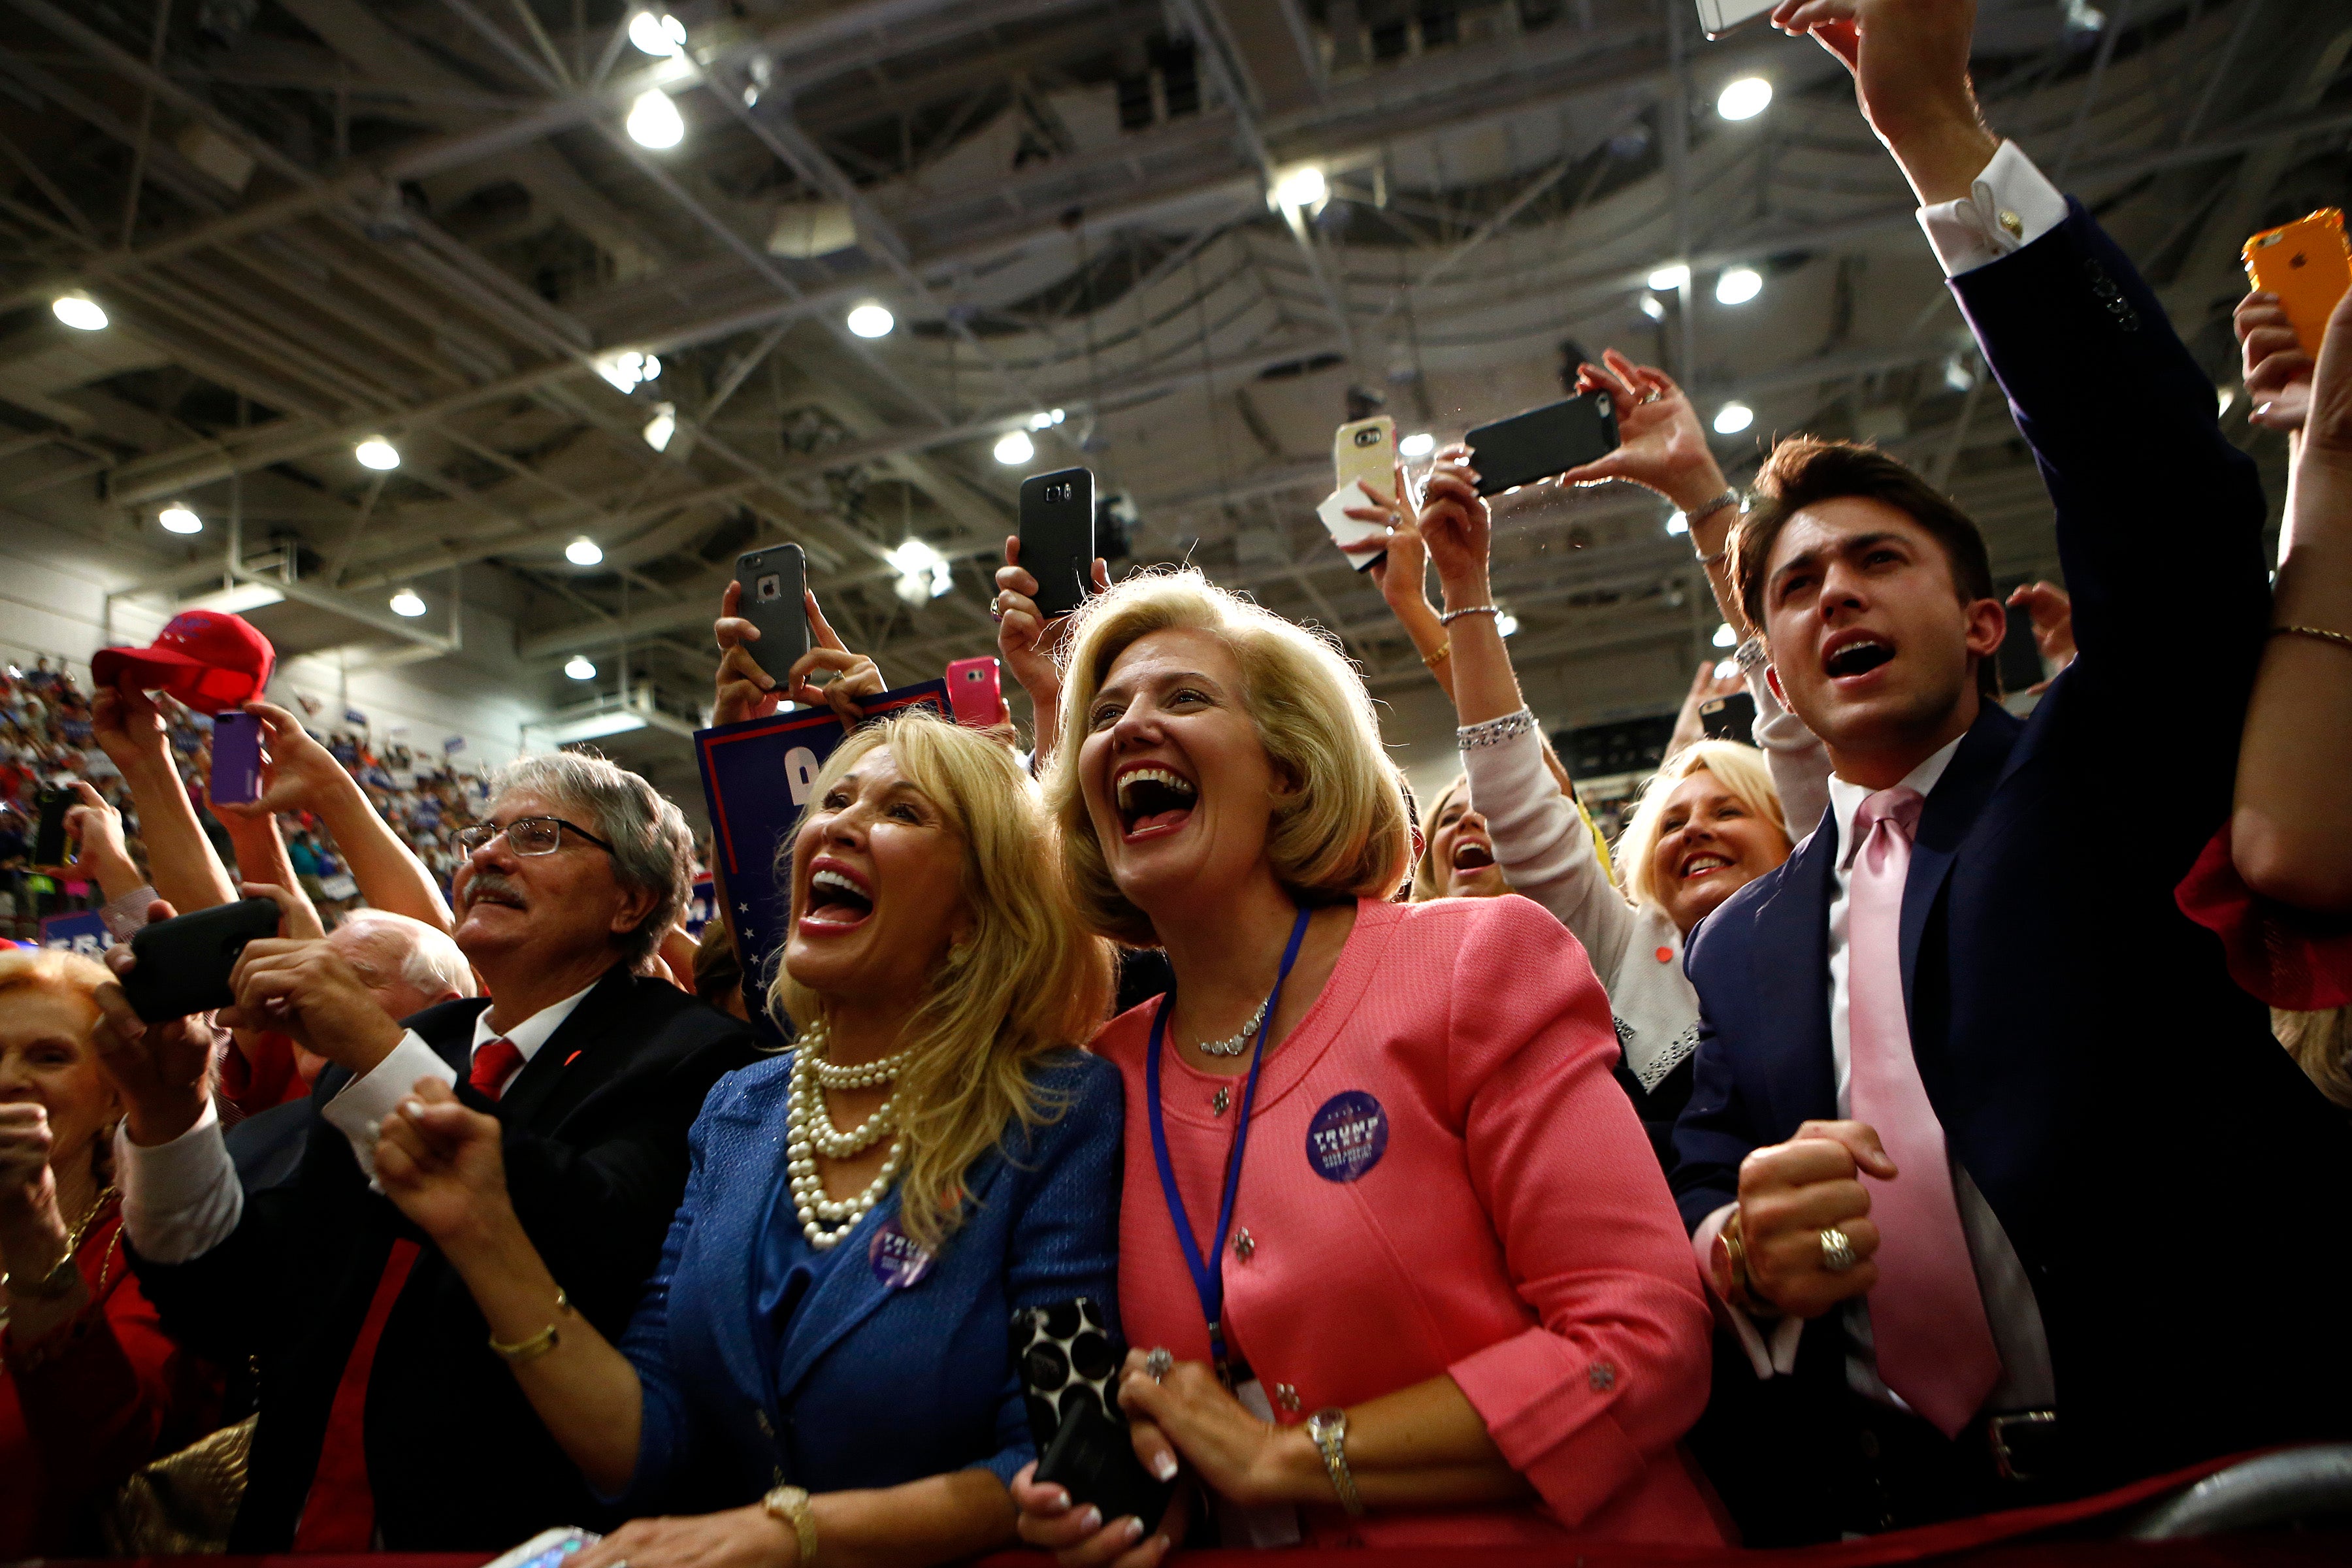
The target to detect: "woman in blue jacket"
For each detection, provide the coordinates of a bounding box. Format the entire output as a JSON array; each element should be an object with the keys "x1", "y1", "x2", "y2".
[{"x1": 376, "y1": 712, "x2": 1120, "y2": 1568}]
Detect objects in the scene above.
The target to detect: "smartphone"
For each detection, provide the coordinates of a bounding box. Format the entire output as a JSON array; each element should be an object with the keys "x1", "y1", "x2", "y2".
[
  {"x1": 2243, "y1": 209, "x2": 2350, "y2": 359},
  {"x1": 118, "y1": 897, "x2": 283, "y2": 1023},
  {"x1": 1019, "y1": 468, "x2": 1095, "y2": 619},
  {"x1": 1333, "y1": 415, "x2": 1396, "y2": 500},
  {"x1": 1465, "y1": 392, "x2": 1620, "y2": 497},
  {"x1": 945, "y1": 655, "x2": 1007, "y2": 727},
  {"x1": 1700, "y1": 691, "x2": 1757, "y2": 743},
  {"x1": 33, "y1": 785, "x2": 72, "y2": 866},
  {"x1": 481, "y1": 1527, "x2": 602, "y2": 1568},
  {"x1": 1013, "y1": 1298, "x2": 1172, "y2": 1532},
  {"x1": 734, "y1": 545, "x2": 809, "y2": 682},
  {"x1": 1998, "y1": 599, "x2": 2048, "y2": 694},
  {"x1": 1316, "y1": 484, "x2": 1390, "y2": 573},
  {"x1": 210, "y1": 710, "x2": 263, "y2": 806},
  {"x1": 1695, "y1": 0, "x2": 1778, "y2": 39}
]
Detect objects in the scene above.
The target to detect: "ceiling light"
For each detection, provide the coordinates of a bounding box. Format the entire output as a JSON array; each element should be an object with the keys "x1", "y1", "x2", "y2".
[
  {"x1": 626, "y1": 88, "x2": 685, "y2": 149},
  {"x1": 158, "y1": 503, "x2": 202, "y2": 535},
  {"x1": 1494, "y1": 610, "x2": 1519, "y2": 638},
  {"x1": 1713, "y1": 401, "x2": 1754, "y2": 436},
  {"x1": 1665, "y1": 510, "x2": 1689, "y2": 536},
  {"x1": 627, "y1": 10, "x2": 685, "y2": 56},
  {"x1": 1273, "y1": 165, "x2": 1327, "y2": 209},
  {"x1": 565, "y1": 537, "x2": 604, "y2": 566},
  {"x1": 52, "y1": 293, "x2": 107, "y2": 331},
  {"x1": 389, "y1": 589, "x2": 427, "y2": 617},
  {"x1": 564, "y1": 655, "x2": 598, "y2": 681},
  {"x1": 887, "y1": 538, "x2": 953, "y2": 604},
  {"x1": 1716, "y1": 267, "x2": 1763, "y2": 306},
  {"x1": 1639, "y1": 293, "x2": 1667, "y2": 321},
  {"x1": 355, "y1": 436, "x2": 400, "y2": 470},
  {"x1": 596, "y1": 350, "x2": 659, "y2": 391},
  {"x1": 1944, "y1": 355, "x2": 1977, "y2": 393},
  {"x1": 642, "y1": 402, "x2": 676, "y2": 451},
  {"x1": 1717, "y1": 77, "x2": 1772, "y2": 120},
  {"x1": 993, "y1": 430, "x2": 1035, "y2": 465},
  {"x1": 2217, "y1": 386, "x2": 2236, "y2": 416},
  {"x1": 1648, "y1": 263, "x2": 1690, "y2": 292},
  {"x1": 845, "y1": 302, "x2": 895, "y2": 338},
  {"x1": 1398, "y1": 432, "x2": 1436, "y2": 459},
  {"x1": 1715, "y1": 657, "x2": 1739, "y2": 680},
  {"x1": 1712, "y1": 621, "x2": 1737, "y2": 648}
]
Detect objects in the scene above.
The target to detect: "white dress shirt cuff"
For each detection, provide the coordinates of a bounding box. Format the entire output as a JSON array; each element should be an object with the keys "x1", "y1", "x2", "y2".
[
  {"x1": 1693, "y1": 1203, "x2": 1805, "y2": 1379},
  {"x1": 322, "y1": 1030, "x2": 459, "y2": 1185},
  {"x1": 1916, "y1": 140, "x2": 2068, "y2": 278},
  {"x1": 116, "y1": 1100, "x2": 244, "y2": 1265}
]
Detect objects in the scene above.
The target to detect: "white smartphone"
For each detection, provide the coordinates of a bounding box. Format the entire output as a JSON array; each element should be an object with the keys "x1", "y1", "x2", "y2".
[
  {"x1": 1316, "y1": 485, "x2": 1392, "y2": 574},
  {"x1": 1695, "y1": 0, "x2": 1777, "y2": 39}
]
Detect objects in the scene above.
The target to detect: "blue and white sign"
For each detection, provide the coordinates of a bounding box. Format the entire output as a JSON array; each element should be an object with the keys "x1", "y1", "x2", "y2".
[{"x1": 1305, "y1": 1090, "x2": 1388, "y2": 1183}]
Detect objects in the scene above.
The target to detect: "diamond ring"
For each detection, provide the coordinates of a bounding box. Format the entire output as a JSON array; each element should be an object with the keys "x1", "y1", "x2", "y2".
[
  {"x1": 1145, "y1": 1347, "x2": 1173, "y2": 1382},
  {"x1": 1818, "y1": 1226, "x2": 1857, "y2": 1273}
]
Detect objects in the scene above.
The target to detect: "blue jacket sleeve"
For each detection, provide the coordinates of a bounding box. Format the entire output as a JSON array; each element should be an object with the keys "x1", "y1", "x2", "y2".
[
  {"x1": 975, "y1": 1053, "x2": 1126, "y2": 1486},
  {"x1": 607, "y1": 1074, "x2": 732, "y2": 1509}
]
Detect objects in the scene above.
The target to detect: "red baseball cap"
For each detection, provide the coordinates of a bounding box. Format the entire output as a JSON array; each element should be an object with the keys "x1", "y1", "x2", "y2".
[{"x1": 92, "y1": 610, "x2": 276, "y2": 715}]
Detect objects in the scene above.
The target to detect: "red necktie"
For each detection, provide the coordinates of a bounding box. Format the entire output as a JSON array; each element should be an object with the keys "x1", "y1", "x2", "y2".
[
  {"x1": 1846, "y1": 787, "x2": 2002, "y2": 1437},
  {"x1": 468, "y1": 1037, "x2": 525, "y2": 1102},
  {"x1": 292, "y1": 1239, "x2": 421, "y2": 1549}
]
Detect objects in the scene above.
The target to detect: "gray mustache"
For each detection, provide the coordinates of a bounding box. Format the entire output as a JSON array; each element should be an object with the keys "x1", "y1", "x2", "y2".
[{"x1": 464, "y1": 870, "x2": 529, "y2": 909}]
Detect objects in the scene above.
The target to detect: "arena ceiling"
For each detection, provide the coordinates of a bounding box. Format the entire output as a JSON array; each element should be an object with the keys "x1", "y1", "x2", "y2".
[{"x1": 1, "y1": 0, "x2": 2342, "y2": 771}]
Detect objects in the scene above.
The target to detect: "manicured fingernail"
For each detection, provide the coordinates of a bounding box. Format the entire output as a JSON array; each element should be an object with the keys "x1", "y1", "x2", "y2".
[
  {"x1": 1151, "y1": 1535, "x2": 1171, "y2": 1558},
  {"x1": 1151, "y1": 1452, "x2": 1178, "y2": 1481},
  {"x1": 1123, "y1": 1518, "x2": 1145, "y2": 1543},
  {"x1": 1047, "y1": 1488, "x2": 1069, "y2": 1511},
  {"x1": 1079, "y1": 1507, "x2": 1102, "y2": 1531}
]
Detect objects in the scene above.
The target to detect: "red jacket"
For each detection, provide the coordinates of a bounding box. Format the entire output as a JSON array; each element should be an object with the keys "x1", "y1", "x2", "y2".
[
  {"x1": 1099, "y1": 895, "x2": 1723, "y2": 1546},
  {"x1": 1, "y1": 1203, "x2": 221, "y2": 1555}
]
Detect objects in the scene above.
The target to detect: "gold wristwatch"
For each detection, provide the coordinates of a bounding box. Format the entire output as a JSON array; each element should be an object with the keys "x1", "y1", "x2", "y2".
[
  {"x1": 1305, "y1": 1408, "x2": 1364, "y2": 1517},
  {"x1": 762, "y1": 1484, "x2": 818, "y2": 1568}
]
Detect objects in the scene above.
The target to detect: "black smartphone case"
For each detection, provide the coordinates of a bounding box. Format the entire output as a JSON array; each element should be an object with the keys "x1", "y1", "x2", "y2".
[
  {"x1": 1465, "y1": 393, "x2": 1619, "y2": 497},
  {"x1": 1700, "y1": 691, "x2": 1757, "y2": 743},
  {"x1": 119, "y1": 898, "x2": 284, "y2": 1023},
  {"x1": 1019, "y1": 468, "x2": 1094, "y2": 619},
  {"x1": 735, "y1": 545, "x2": 809, "y2": 681},
  {"x1": 33, "y1": 786, "x2": 71, "y2": 865},
  {"x1": 1012, "y1": 1298, "x2": 1172, "y2": 1531}
]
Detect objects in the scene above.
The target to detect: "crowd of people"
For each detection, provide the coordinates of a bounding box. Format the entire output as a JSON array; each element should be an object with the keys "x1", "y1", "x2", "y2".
[{"x1": 5, "y1": 4, "x2": 2350, "y2": 1563}]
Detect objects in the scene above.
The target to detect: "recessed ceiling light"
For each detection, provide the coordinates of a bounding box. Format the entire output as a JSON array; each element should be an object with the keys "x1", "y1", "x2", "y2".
[
  {"x1": 566, "y1": 537, "x2": 604, "y2": 566},
  {"x1": 627, "y1": 10, "x2": 685, "y2": 56},
  {"x1": 1717, "y1": 78, "x2": 1772, "y2": 120},
  {"x1": 1273, "y1": 165, "x2": 1326, "y2": 208},
  {"x1": 846, "y1": 302, "x2": 894, "y2": 338},
  {"x1": 1398, "y1": 432, "x2": 1436, "y2": 459},
  {"x1": 1713, "y1": 402, "x2": 1754, "y2": 436},
  {"x1": 1716, "y1": 267, "x2": 1763, "y2": 306},
  {"x1": 389, "y1": 589, "x2": 427, "y2": 617},
  {"x1": 642, "y1": 403, "x2": 676, "y2": 451},
  {"x1": 158, "y1": 504, "x2": 202, "y2": 534},
  {"x1": 1639, "y1": 293, "x2": 1667, "y2": 321},
  {"x1": 993, "y1": 430, "x2": 1034, "y2": 465},
  {"x1": 627, "y1": 89, "x2": 685, "y2": 149},
  {"x1": 52, "y1": 293, "x2": 107, "y2": 331},
  {"x1": 355, "y1": 436, "x2": 400, "y2": 470},
  {"x1": 564, "y1": 654, "x2": 598, "y2": 680},
  {"x1": 1647, "y1": 264, "x2": 1690, "y2": 292}
]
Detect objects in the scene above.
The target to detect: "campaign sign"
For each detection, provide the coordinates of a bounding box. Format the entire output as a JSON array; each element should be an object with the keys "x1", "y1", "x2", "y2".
[
  {"x1": 39, "y1": 909, "x2": 112, "y2": 958},
  {"x1": 685, "y1": 877, "x2": 715, "y2": 936},
  {"x1": 1305, "y1": 1090, "x2": 1388, "y2": 1183},
  {"x1": 868, "y1": 1216, "x2": 935, "y2": 1290},
  {"x1": 694, "y1": 679, "x2": 947, "y2": 993}
]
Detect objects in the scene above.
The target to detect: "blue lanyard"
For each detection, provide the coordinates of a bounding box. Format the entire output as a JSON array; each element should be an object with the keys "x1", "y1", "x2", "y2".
[{"x1": 1145, "y1": 904, "x2": 1312, "y2": 1379}]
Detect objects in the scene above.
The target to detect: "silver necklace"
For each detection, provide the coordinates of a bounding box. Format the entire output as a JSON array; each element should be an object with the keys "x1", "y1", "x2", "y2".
[{"x1": 1192, "y1": 995, "x2": 1269, "y2": 1058}]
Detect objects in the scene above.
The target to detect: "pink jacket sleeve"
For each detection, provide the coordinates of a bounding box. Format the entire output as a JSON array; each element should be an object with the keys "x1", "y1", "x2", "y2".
[{"x1": 1438, "y1": 898, "x2": 1714, "y2": 1526}]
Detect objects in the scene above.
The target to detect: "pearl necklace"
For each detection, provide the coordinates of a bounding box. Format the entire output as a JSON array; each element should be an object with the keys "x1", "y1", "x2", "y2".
[
  {"x1": 1192, "y1": 996, "x2": 1269, "y2": 1058},
  {"x1": 785, "y1": 1026, "x2": 907, "y2": 1250}
]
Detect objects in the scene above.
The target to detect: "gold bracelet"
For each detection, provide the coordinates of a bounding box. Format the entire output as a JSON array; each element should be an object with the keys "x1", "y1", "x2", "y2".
[
  {"x1": 2274, "y1": 623, "x2": 2352, "y2": 653},
  {"x1": 1421, "y1": 638, "x2": 1452, "y2": 670},
  {"x1": 1305, "y1": 1409, "x2": 1364, "y2": 1517},
  {"x1": 488, "y1": 1290, "x2": 569, "y2": 1364},
  {"x1": 1720, "y1": 1211, "x2": 1771, "y2": 1317},
  {"x1": 762, "y1": 1484, "x2": 819, "y2": 1568}
]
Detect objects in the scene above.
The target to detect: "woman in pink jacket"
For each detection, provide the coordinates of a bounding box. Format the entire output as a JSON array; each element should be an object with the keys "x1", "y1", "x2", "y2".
[{"x1": 1009, "y1": 569, "x2": 1722, "y2": 1561}]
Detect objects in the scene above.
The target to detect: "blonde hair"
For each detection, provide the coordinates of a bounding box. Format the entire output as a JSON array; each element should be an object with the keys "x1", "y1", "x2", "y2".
[
  {"x1": 1411, "y1": 774, "x2": 1470, "y2": 902},
  {"x1": 769, "y1": 711, "x2": 1113, "y2": 1251},
  {"x1": 1044, "y1": 569, "x2": 1412, "y2": 945},
  {"x1": 2276, "y1": 1005, "x2": 2352, "y2": 1110},
  {"x1": 0, "y1": 947, "x2": 112, "y2": 1008},
  {"x1": 1615, "y1": 740, "x2": 1789, "y2": 910}
]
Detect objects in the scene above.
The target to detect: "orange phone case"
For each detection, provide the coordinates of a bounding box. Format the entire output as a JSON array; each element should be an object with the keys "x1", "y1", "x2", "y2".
[{"x1": 2243, "y1": 208, "x2": 2350, "y2": 358}]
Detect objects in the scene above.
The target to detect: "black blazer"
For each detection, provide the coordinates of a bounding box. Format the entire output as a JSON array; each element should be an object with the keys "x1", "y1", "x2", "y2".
[
  {"x1": 131, "y1": 964, "x2": 760, "y2": 1551},
  {"x1": 1671, "y1": 201, "x2": 2352, "y2": 1516}
]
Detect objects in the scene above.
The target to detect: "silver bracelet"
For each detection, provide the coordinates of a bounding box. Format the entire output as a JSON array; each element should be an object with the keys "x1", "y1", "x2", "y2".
[
  {"x1": 1457, "y1": 708, "x2": 1537, "y2": 749},
  {"x1": 1733, "y1": 635, "x2": 1769, "y2": 674},
  {"x1": 1685, "y1": 489, "x2": 1742, "y2": 531},
  {"x1": 1438, "y1": 603, "x2": 1500, "y2": 626}
]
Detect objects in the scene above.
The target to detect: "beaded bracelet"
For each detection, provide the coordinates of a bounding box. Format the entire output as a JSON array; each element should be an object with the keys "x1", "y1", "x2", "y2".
[
  {"x1": 1457, "y1": 708, "x2": 1538, "y2": 749},
  {"x1": 1439, "y1": 603, "x2": 1500, "y2": 626},
  {"x1": 2275, "y1": 623, "x2": 2352, "y2": 653}
]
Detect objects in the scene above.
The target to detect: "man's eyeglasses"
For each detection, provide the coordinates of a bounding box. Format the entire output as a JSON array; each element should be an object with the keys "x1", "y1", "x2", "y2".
[{"x1": 454, "y1": 816, "x2": 613, "y2": 858}]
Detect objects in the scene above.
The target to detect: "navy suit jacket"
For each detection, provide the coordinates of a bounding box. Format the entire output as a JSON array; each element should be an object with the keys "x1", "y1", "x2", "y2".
[
  {"x1": 611, "y1": 1048, "x2": 1123, "y2": 1514},
  {"x1": 1671, "y1": 203, "x2": 2352, "y2": 1487},
  {"x1": 131, "y1": 964, "x2": 759, "y2": 1551}
]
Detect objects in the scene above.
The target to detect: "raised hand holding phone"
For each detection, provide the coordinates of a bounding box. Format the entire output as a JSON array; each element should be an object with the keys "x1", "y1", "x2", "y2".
[{"x1": 996, "y1": 536, "x2": 1111, "y2": 760}]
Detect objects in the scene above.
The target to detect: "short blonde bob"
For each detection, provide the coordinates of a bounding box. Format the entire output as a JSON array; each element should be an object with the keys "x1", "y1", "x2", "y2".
[
  {"x1": 1614, "y1": 740, "x2": 1789, "y2": 911},
  {"x1": 769, "y1": 711, "x2": 1113, "y2": 1250},
  {"x1": 1045, "y1": 568, "x2": 1411, "y2": 946}
]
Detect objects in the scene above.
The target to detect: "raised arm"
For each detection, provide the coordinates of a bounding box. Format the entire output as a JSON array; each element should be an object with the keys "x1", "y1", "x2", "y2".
[
  {"x1": 90, "y1": 687, "x2": 235, "y2": 913},
  {"x1": 995, "y1": 540, "x2": 1110, "y2": 766},
  {"x1": 214, "y1": 702, "x2": 450, "y2": 930}
]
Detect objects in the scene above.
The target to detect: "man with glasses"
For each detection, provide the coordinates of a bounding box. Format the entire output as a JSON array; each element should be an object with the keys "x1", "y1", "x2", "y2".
[{"x1": 91, "y1": 753, "x2": 757, "y2": 1550}]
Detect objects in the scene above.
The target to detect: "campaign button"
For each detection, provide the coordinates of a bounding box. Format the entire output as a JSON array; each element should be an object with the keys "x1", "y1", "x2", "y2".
[
  {"x1": 868, "y1": 1217, "x2": 934, "y2": 1289},
  {"x1": 1305, "y1": 1091, "x2": 1388, "y2": 1183}
]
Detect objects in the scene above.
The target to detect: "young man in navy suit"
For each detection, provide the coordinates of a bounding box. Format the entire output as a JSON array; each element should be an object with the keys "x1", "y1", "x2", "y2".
[{"x1": 1671, "y1": 0, "x2": 2352, "y2": 1542}]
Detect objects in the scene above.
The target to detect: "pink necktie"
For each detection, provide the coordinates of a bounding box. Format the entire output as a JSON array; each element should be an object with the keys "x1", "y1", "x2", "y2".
[{"x1": 1846, "y1": 787, "x2": 2001, "y2": 1438}]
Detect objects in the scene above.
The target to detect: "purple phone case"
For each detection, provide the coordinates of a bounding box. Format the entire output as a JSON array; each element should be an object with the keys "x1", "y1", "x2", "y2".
[{"x1": 210, "y1": 711, "x2": 263, "y2": 805}]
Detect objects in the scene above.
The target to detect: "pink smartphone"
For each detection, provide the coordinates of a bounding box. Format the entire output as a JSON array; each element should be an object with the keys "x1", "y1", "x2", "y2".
[
  {"x1": 210, "y1": 710, "x2": 263, "y2": 805},
  {"x1": 946, "y1": 656, "x2": 1006, "y2": 727}
]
